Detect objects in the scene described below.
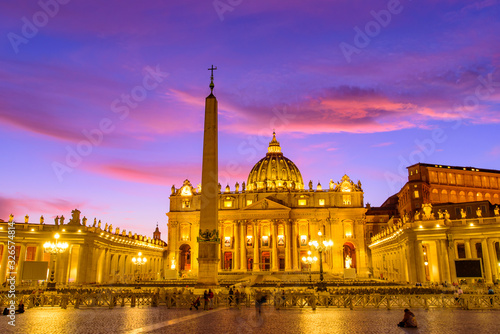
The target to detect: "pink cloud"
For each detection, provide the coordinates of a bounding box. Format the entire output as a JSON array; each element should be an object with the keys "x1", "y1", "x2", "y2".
[{"x1": 0, "y1": 195, "x2": 89, "y2": 222}]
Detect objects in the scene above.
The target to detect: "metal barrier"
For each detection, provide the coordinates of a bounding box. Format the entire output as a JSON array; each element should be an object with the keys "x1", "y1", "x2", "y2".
[{"x1": 1, "y1": 292, "x2": 499, "y2": 310}]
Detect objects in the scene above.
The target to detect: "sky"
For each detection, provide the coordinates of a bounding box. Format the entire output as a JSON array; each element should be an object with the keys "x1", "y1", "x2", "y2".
[{"x1": 1, "y1": 0, "x2": 499, "y2": 239}]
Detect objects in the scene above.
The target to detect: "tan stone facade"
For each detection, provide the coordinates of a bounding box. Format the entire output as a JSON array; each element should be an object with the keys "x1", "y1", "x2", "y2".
[
  {"x1": 0, "y1": 212, "x2": 166, "y2": 285},
  {"x1": 369, "y1": 163, "x2": 500, "y2": 284},
  {"x1": 398, "y1": 163, "x2": 500, "y2": 219},
  {"x1": 167, "y1": 135, "x2": 369, "y2": 278}
]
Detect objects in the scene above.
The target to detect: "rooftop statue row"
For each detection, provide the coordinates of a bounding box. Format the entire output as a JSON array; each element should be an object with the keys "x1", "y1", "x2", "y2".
[
  {"x1": 401, "y1": 204, "x2": 500, "y2": 224},
  {"x1": 5, "y1": 210, "x2": 166, "y2": 246},
  {"x1": 171, "y1": 174, "x2": 363, "y2": 196}
]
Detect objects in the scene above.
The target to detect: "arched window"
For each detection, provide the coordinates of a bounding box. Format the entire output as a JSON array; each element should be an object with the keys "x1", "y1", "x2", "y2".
[
  {"x1": 343, "y1": 243, "x2": 356, "y2": 269},
  {"x1": 441, "y1": 190, "x2": 448, "y2": 202},
  {"x1": 450, "y1": 190, "x2": 457, "y2": 202},
  {"x1": 344, "y1": 221, "x2": 353, "y2": 238},
  {"x1": 179, "y1": 244, "x2": 191, "y2": 271},
  {"x1": 431, "y1": 189, "x2": 439, "y2": 202},
  {"x1": 180, "y1": 224, "x2": 190, "y2": 241},
  {"x1": 477, "y1": 192, "x2": 483, "y2": 201},
  {"x1": 459, "y1": 191, "x2": 466, "y2": 202}
]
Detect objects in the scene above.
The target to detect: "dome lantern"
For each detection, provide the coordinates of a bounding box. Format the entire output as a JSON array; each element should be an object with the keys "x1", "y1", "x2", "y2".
[{"x1": 247, "y1": 132, "x2": 304, "y2": 192}]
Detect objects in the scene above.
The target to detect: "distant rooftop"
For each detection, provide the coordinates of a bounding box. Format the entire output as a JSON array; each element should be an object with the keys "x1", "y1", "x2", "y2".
[{"x1": 407, "y1": 163, "x2": 500, "y2": 175}]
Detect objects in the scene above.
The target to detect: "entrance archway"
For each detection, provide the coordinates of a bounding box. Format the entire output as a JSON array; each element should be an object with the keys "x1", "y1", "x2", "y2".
[
  {"x1": 179, "y1": 244, "x2": 191, "y2": 271},
  {"x1": 261, "y1": 252, "x2": 270, "y2": 271},
  {"x1": 224, "y1": 252, "x2": 233, "y2": 270},
  {"x1": 343, "y1": 242, "x2": 356, "y2": 269}
]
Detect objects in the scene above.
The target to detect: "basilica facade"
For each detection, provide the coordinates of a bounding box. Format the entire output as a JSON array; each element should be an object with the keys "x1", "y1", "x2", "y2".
[{"x1": 167, "y1": 133, "x2": 369, "y2": 277}]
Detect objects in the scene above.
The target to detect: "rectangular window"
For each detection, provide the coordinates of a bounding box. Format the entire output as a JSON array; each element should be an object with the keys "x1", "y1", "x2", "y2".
[
  {"x1": 261, "y1": 236, "x2": 269, "y2": 247},
  {"x1": 319, "y1": 199, "x2": 325, "y2": 206},
  {"x1": 343, "y1": 195, "x2": 351, "y2": 205},
  {"x1": 224, "y1": 201, "x2": 233, "y2": 208},
  {"x1": 457, "y1": 243, "x2": 466, "y2": 259},
  {"x1": 414, "y1": 190, "x2": 419, "y2": 199},
  {"x1": 298, "y1": 199, "x2": 307, "y2": 206},
  {"x1": 300, "y1": 235, "x2": 308, "y2": 246},
  {"x1": 246, "y1": 200, "x2": 253, "y2": 206}
]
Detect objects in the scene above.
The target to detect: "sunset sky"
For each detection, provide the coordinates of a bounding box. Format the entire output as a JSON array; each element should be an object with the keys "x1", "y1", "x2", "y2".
[{"x1": 1, "y1": 0, "x2": 499, "y2": 238}]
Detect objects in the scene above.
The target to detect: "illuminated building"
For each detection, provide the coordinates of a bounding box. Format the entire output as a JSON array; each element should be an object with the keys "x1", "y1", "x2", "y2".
[
  {"x1": 0, "y1": 210, "x2": 166, "y2": 285},
  {"x1": 167, "y1": 133, "x2": 369, "y2": 277},
  {"x1": 368, "y1": 164, "x2": 500, "y2": 283}
]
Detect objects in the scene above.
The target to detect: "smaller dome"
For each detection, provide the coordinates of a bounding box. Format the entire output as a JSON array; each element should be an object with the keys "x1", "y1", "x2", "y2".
[{"x1": 247, "y1": 132, "x2": 304, "y2": 191}]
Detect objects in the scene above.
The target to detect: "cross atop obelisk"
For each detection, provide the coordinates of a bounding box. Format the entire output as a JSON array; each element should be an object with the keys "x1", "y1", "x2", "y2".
[{"x1": 208, "y1": 65, "x2": 217, "y2": 94}]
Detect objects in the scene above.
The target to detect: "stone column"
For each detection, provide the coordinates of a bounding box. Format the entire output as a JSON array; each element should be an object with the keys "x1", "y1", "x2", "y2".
[
  {"x1": 271, "y1": 221, "x2": 278, "y2": 271},
  {"x1": 57, "y1": 250, "x2": 70, "y2": 284},
  {"x1": 439, "y1": 240, "x2": 451, "y2": 283},
  {"x1": 0, "y1": 243, "x2": 8, "y2": 284},
  {"x1": 17, "y1": 244, "x2": 26, "y2": 282},
  {"x1": 448, "y1": 239, "x2": 458, "y2": 284},
  {"x1": 35, "y1": 244, "x2": 44, "y2": 261},
  {"x1": 487, "y1": 239, "x2": 498, "y2": 281},
  {"x1": 292, "y1": 220, "x2": 299, "y2": 270},
  {"x1": 252, "y1": 222, "x2": 260, "y2": 272},
  {"x1": 76, "y1": 244, "x2": 88, "y2": 284},
  {"x1": 464, "y1": 239, "x2": 472, "y2": 258},
  {"x1": 284, "y1": 220, "x2": 291, "y2": 271},
  {"x1": 219, "y1": 224, "x2": 223, "y2": 271},
  {"x1": 406, "y1": 239, "x2": 417, "y2": 283},
  {"x1": 240, "y1": 221, "x2": 246, "y2": 271},
  {"x1": 415, "y1": 240, "x2": 426, "y2": 283},
  {"x1": 234, "y1": 221, "x2": 240, "y2": 271},
  {"x1": 481, "y1": 239, "x2": 493, "y2": 283}
]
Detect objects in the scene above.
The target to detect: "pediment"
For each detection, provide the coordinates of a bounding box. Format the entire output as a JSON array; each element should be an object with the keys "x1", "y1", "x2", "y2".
[{"x1": 243, "y1": 197, "x2": 291, "y2": 211}]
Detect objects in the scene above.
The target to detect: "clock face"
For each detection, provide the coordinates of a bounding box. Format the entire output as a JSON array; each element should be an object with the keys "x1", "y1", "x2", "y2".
[
  {"x1": 180, "y1": 186, "x2": 192, "y2": 196},
  {"x1": 341, "y1": 181, "x2": 351, "y2": 192}
]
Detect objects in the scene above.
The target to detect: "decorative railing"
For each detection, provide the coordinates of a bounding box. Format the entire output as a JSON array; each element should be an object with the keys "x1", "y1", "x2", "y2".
[{"x1": 1, "y1": 292, "x2": 498, "y2": 310}]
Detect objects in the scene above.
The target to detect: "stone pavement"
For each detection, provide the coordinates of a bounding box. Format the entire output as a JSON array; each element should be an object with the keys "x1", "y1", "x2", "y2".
[{"x1": 1, "y1": 306, "x2": 499, "y2": 334}]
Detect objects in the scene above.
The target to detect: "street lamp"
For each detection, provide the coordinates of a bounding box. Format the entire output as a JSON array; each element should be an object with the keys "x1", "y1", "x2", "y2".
[
  {"x1": 43, "y1": 233, "x2": 69, "y2": 291},
  {"x1": 301, "y1": 250, "x2": 317, "y2": 286},
  {"x1": 132, "y1": 252, "x2": 147, "y2": 282},
  {"x1": 308, "y1": 231, "x2": 333, "y2": 291}
]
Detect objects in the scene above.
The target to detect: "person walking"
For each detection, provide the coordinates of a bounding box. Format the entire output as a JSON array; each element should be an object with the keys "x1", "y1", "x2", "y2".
[
  {"x1": 235, "y1": 289, "x2": 240, "y2": 307},
  {"x1": 228, "y1": 287, "x2": 234, "y2": 306},
  {"x1": 208, "y1": 289, "x2": 214, "y2": 309},
  {"x1": 488, "y1": 286, "x2": 495, "y2": 306},
  {"x1": 203, "y1": 290, "x2": 209, "y2": 310}
]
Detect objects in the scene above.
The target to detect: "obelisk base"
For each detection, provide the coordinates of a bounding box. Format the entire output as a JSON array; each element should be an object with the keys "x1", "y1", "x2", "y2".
[{"x1": 197, "y1": 242, "x2": 219, "y2": 287}]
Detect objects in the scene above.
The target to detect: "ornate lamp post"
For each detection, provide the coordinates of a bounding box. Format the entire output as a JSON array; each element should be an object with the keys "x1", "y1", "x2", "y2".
[
  {"x1": 132, "y1": 252, "x2": 147, "y2": 282},
  {"x1": 301, "y1": 250, "x2": 317, "y2": 287},
  {"x1": 43, "y1": 233, "x2": 69, "y2": 291},
  {"x1": 308, "y1": 231, "x2": 333, "y2": 291}
]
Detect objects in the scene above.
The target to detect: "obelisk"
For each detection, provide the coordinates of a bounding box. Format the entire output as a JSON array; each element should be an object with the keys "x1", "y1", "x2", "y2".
[{"x1": 197, "y1": 65, "x2": 220, "y2": 286}]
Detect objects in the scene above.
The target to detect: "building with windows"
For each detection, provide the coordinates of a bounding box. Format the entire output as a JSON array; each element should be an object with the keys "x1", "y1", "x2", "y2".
[
  {"x1": 167, "y1": 133, "x2": 369, "y2": 277},
  {"x1": 369, "y1": 164, "x2": 500, "y2": 284}
]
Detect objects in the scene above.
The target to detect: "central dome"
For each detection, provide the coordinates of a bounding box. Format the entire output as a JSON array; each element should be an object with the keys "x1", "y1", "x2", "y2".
[{"x1": 247, "y1": 132, "x2": 304, "y2": 191}]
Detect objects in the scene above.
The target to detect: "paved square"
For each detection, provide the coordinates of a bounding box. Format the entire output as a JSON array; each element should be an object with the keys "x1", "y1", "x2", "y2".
[{"x1": 2, "y1": 306, "x2": 499, "y2": 334}]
